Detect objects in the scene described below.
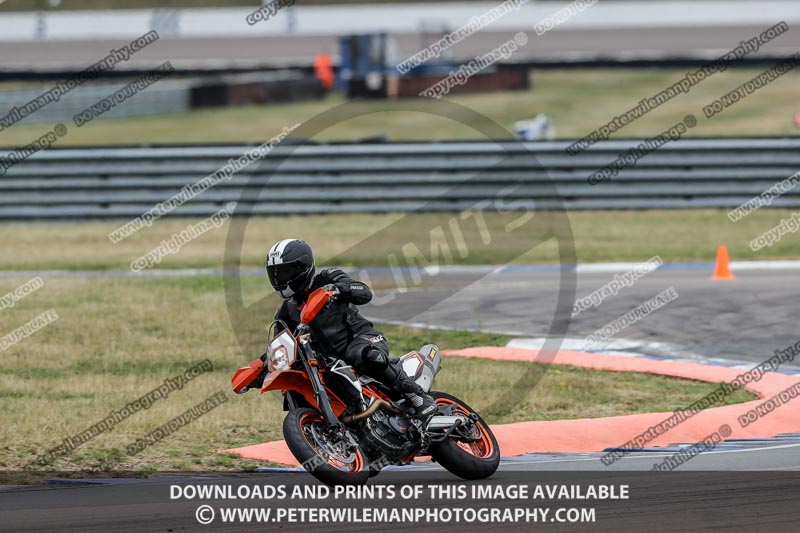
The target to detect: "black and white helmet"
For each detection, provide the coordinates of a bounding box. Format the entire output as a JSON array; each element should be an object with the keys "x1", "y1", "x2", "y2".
[{"x1": 266, "y1": 239, "x2": 315, "y2": 299}]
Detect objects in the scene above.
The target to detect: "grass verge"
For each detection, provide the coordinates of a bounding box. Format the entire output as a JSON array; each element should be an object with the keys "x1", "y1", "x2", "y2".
[
  {"x1": 2, "y1": 68, "x2": 799, "y2": 145},
  {"x1": 0, "y1": 277, "x2": 754, "y2": 480},
  {"x1": 0, "y1": 209, "x2": 797, "y2": 272}
]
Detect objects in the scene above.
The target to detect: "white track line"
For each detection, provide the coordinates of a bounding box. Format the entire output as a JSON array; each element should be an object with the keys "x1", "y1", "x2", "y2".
[
  {"x1": 2, "y1": 259, "x2": 800, "y2": 279},
  {"x1": 499, "y1": 442, "x2": 800, "y2": 467},
  {"x1": 730, "y1": 260, "x2": 800, "y2": 271}
]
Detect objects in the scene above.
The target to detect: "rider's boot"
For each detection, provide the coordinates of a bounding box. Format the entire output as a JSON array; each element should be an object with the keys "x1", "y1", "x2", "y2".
[{"x1": 382, "y1": 363, "x2": 437, "y2": 419}]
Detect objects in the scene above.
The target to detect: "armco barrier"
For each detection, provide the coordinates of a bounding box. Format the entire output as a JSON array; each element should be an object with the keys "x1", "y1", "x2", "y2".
[{"x1": 1, "y1": 138, "x2": 799, "y2": 219}]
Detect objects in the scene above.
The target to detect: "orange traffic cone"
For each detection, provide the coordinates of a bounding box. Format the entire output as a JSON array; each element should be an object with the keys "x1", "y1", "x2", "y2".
[{"x1": 711, "y1": 245, "x2": 735, "y2": 280}]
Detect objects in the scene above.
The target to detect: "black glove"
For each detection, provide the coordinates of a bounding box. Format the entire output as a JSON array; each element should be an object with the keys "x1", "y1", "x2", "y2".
[{"x1": 322, "y1": 283, "x2": 347, "y2": 303}]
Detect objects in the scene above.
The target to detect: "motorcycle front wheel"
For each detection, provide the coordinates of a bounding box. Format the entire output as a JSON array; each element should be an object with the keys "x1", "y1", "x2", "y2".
[
  {"x1": 283, "y1": 407, "x2": 370, "y2": 486},
  {"x1": 428, "y1": 391, "x2": 500, "y2": 480}
]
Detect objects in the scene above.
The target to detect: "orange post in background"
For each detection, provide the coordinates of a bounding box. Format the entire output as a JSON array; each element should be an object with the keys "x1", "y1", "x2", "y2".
[
  {"x1": 711, "y1": 245, "x2": 735, "y2": 280},
  {"x1": 313, "y1": 53, "x2": 334, "y2": 91}
]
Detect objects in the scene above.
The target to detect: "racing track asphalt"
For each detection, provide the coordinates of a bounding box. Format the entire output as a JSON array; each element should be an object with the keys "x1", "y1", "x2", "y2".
[
  {"x1": 360, "y1": 264, "x2": 800, "y2": 472},
  {"x1": 1, "y1": 468, "x2": 798, "y2": 532},
  {"x1": 363, "y1": 266, "x2": 800, "y2": 366},
  {"x1": 2, "y1": 264, "x2": 798, "y2": 530},
  {"x1": 2, "y1": 25, "x2": 798, "y2": 70}
]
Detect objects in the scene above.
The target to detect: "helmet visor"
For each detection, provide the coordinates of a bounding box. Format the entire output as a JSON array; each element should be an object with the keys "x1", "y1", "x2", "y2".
[{"x1": 267, "y1": 257, "x2": 309, "y2": 288}]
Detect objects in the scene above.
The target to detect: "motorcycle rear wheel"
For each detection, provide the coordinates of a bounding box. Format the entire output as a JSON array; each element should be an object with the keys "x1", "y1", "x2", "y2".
[
  {"x1": 283, "y1": 407, "x2": 370, "y2": 486},
  {"x1": 428, "y1": 391, "x2": 500, "y2": 480}
]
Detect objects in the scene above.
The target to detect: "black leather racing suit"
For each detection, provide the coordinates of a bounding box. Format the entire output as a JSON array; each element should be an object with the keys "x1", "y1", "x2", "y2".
[{"x1": 272, "y1": 268, "x2": 411, "y2": 392}]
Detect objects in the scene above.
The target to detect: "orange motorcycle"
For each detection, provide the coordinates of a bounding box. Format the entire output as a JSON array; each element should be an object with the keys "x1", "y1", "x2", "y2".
[{"x1": 232, "y1": 287, "x2": 500, "y2": 486}]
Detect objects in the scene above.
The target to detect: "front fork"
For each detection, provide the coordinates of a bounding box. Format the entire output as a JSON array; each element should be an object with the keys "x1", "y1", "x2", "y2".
[{"x1": 299, "y1": 341, "x2": 341, "y2": 430}]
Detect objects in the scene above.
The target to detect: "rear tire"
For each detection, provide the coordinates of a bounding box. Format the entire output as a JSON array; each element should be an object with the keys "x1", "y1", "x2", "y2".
[
  {"x1": 428, "y1": 392, "x2": 500, "y2": 480},
  {"x1": 283, "y1": 408, "x2": 369, "y2": 486}
]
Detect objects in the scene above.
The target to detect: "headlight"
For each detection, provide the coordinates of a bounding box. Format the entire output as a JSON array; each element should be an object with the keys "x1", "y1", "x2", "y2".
[
  {"x1": 266, "y1": 328, "x2": 297, "y2": 372},
  {"x1": 267, "y1": 345, "x2": 291, "y2": 372}
]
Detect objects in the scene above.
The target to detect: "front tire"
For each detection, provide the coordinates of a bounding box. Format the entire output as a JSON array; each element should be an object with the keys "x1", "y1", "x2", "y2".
[
  {"x1": 283, "y1": 408, "x2": 369, "y2": 486},
  {"x1": 428, "y1": 392, "x2": 500, "y2": 480}
]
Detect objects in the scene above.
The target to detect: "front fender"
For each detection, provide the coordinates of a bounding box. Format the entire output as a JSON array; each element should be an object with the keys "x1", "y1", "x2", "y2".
[{"x1": 261, "y1": 369, "x2": 348, "y2": 417}]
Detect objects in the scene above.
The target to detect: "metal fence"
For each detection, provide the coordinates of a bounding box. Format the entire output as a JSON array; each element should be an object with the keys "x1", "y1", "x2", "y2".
[{"x1": 1, "y1": 138, "x2": 799, "y2": 219}]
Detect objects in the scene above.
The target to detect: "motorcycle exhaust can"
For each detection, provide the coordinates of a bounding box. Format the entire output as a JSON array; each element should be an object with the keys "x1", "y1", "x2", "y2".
[
  {"x1": 426, "y1": 415, "x2": 468, "y2": 431},
  {"x1": 400, "y1": 343, "x2": 441, "y2": 392}
]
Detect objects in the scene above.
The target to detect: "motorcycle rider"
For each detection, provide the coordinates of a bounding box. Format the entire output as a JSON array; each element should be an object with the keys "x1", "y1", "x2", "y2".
[{"x1": 242, "y1": 238, "x2": 437, "y2": 419}]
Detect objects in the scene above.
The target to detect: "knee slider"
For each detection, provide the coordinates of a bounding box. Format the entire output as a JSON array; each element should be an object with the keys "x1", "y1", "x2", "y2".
[{"x1": 363, "y1": 346, "x2": 389, "y2": 370}]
